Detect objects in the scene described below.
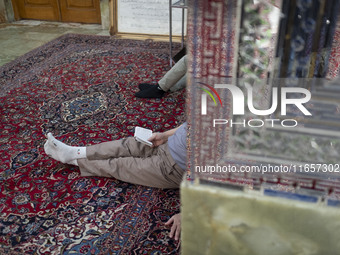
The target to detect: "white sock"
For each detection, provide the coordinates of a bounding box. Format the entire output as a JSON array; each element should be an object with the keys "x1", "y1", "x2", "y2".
[{"x1": 44, "y1": 133, "x2": 86, "y2": 165}]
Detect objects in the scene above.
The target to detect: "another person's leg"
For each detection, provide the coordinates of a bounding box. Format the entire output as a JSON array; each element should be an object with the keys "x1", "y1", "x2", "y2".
[
  {"x1": 135, "y1": 56, "x2": 187, "y2": 98},
  {"x1": 158, "y1": 55, "x2": 187, "y2": 92},
  {"x1": 169, "y1": 73, "x2": 187, "y2": 92}
]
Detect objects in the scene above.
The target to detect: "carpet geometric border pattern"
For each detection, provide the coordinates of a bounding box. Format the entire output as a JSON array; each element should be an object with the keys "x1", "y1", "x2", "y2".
[{"x1": 0, "y1": 34, "x2": 185, "y2": 254}]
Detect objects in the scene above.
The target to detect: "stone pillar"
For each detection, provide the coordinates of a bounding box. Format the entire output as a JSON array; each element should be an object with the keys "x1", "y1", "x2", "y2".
[
  {"x1": 181, "y1": 180, "x2": 340, "y2": 255},
  {"x1": 100, "y1": 0, "x2": 110, "y2": 30},
  {"x1": 182, "y1": 0, "x2": 340, "y2": 253}
]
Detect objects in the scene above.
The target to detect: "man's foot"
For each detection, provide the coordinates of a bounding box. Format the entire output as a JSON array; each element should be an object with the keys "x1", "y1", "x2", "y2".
[
  {"x1": 138, "y1": 83, "x2": 154, "y2": 91},
  {"x1": 44, "y1": 133, "x2": 86, "y2": 165},
  {"x1": 135, "y1": 85, "x2": 165, "y2": 98}
]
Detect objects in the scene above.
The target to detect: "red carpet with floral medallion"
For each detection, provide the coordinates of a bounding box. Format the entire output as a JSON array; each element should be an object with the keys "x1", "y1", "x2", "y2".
[{"x1": 0, "y1": 34, "x2": 185, "y2": 254}]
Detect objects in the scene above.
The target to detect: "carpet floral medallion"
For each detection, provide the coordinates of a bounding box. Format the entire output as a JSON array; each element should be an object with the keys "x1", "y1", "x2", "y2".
[{"x1": 0, "y1": 34, "x2": 185, "y2": 254}]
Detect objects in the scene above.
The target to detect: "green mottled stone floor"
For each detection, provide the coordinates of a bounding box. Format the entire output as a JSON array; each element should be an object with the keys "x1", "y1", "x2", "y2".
[{"x1": 0, "y1": 20, "x2": 110, "y2": 66}]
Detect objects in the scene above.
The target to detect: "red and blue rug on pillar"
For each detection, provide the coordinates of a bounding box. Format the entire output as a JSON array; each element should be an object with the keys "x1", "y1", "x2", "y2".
[{"x1": 0, "y1": 34, "x2": 185, "y2": 254}]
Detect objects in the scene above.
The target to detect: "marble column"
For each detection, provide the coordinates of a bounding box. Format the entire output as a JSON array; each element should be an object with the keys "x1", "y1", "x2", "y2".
[{"x1": 181, "y1": 180, "x2": 340, "y2": 255}]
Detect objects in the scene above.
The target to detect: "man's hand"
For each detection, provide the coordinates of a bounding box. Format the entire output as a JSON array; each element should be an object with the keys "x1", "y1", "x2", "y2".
[
  {"x1": 165, "y1": 213, "x2": 181, "y2": 241},
  {"x1": 148, "y1": 124, "x2": 182, "y2": 147},
  {"x1": 148, "y1": 132, "x2": 168, "y2": 147}
]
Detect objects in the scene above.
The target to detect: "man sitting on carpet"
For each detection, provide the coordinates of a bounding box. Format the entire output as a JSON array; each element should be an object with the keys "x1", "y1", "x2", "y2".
[
  {"x1": 135, "y1": 56, "x2": 187, "y2": 98},
  {"x1": 44, "y1": 123, "x2": 187, "y2": 241}
]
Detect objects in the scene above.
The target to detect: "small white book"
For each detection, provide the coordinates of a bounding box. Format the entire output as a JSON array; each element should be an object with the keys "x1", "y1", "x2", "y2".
[{"x1": 134, "y1": 127, "x2": 153, "y2": 146}]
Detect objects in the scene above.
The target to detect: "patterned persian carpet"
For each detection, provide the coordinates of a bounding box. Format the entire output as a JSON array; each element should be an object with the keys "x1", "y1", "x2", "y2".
[{"x1": 0, "y1": 34, "x2": 185, "y2": 254}]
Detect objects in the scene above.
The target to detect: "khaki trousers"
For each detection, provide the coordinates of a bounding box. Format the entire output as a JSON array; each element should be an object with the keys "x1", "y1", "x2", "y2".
[
  {"x1": 77, "y1": 137, "x2": 184, "y2": 189},
  {"x1": 158, "y1": 56, "x2": 187, "y2": 91}
]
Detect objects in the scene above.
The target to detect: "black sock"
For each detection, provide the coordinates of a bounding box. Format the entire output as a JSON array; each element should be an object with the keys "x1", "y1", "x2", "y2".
[
  {"x1": 138, "y1": 83, "x2": 154, "y2": 91},
  {"x1": 135, "y1": 84, "x2": 165, "y2": 98}
]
